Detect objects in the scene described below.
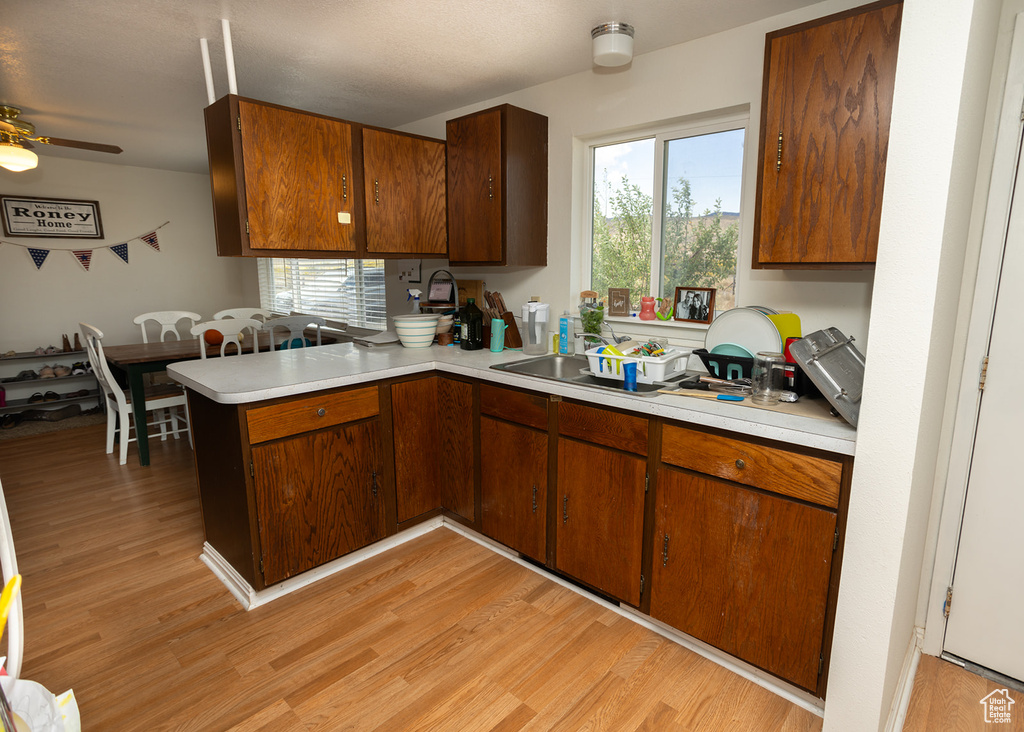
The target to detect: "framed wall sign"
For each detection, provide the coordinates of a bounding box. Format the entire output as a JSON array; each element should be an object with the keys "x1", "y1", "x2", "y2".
[
  {"x1": 1, "y1": 195, "x2": 104, "y2": 239},
  {"x1": 608, "y1": 287, "x2": 631, "y2": 317},
  {"x1": 674, "y1": 286, "x2": 716, "y2": 324}
]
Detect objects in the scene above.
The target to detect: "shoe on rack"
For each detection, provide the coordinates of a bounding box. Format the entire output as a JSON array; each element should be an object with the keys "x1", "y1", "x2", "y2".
[
  {"x1": 73, "y1": 333, "x2": 82, "y2": 352},
  {"x1": 62, "y1": 334, "x2": 72, "y2": 353},
  {"x1": 42, "y1": 391, "x2": 60, "y2": 402},
  {"x1": 33, "y1": 346, "x2": 46, "y2": 356},
  {"x1": 28, "y1": 392, "x2": 45, "y2": 403},
  {"x1": 1, "y1": 413, "x2": 22, "y2": 430},
  {"x1": 1, "y1": 350, "x2": 15, "y2": 358},
  {"x1": 44, "y1": 345, "x2": 60, "y2": 355},
  {"x1": 71, "y1": 362, "x2": 87, "y2": 375},
  {"x1": 38, "y1": 365, "x2": 55, "y2": 379},
  {"x1": 13, "y1": 370, "x2": 37, "y2": 381},
  {"x1": 53, "y1": 365, "x2": 71, "y2": 378},
  {"x1": 63, "y1": 389, "x2": 89, "y2": 399}
]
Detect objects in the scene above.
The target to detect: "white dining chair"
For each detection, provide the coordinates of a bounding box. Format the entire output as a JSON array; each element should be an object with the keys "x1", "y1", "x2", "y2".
[
  {"x1": 79, "y1": 323, "x2": 190, "y2": 466},
  {"x1": 133, "y1": 311, "x2": 202, "y2": 343},
  {"x1": 213, "y1": 307, "x2": 272, "y2": 323},
  {"x1": 0, "y1": 476, "x2": 23, "y2": 680},
  {"x1": 263, "y1": 315, "x2": 326, "y2": 350},
  {"x1": 191, "y1": 319, "x2": 262, "y2": 358}
]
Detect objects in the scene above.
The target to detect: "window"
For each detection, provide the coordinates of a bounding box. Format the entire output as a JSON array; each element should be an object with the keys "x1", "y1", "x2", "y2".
[
  {"x1": 587, "y1": 115, "x2": 746, "y2": 314},
  {"x1": 257, "y1": 258, "x2": 386, "y2": 330}
]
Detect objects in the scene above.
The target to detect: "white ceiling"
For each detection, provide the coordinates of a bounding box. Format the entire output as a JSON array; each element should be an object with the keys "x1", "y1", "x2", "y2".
[{"x1": 1, "y1": 0, "x2": 820, "y2": 175}]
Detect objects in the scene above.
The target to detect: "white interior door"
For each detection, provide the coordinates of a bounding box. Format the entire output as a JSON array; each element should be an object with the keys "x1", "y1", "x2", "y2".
[{"x1": 942, "y1": 129, "x2": 1024, "y2": 682}]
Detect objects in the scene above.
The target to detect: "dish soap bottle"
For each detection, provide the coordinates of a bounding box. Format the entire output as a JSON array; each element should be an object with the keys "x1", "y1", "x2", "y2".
[
  {"x1": 460, "y1": 298, "x2": 483, "y2": 350},
  {"x1": 559, "y1": 310, "x2": 575, "y2": 355}
]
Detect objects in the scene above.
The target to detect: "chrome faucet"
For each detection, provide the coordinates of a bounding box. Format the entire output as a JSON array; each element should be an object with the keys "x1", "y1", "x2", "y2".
[{"x1": 579, "y1": 324, "x2": 629, "y2": 347}]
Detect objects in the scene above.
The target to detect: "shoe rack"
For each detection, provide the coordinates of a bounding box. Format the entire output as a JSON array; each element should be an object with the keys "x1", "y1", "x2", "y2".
[{"x1": 0, "y1": 349, "x2": 101, "y2": 421}]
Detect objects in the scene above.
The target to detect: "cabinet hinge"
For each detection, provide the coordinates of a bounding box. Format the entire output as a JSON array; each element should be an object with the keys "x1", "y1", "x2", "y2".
[
  {"x1": 246, "y1": 220, "x2": 250, "y2": 235},
  {"x1": 549, "y1": 394, "x2": 562, "y2": 402},
  {"x1": 979, "y1": 356, "x2": 989, "y2": 391},
  {"x1": 259, "y1": 556, "x2": 264, "y2": 574},
  {"x1": 944, "y1": 586, "x2": 953, "y2": 618},
  {"x1": 645, "y1": 473, "x2": 649, "y2": 493},
  {"x1": 237, "y1": 115, "x2": 242, "y2": 131},
  {"x1": 819, "y1": 653, "x2": 824, "y2": 677},
  {"x1": 640, "y1": 574, "x2": 645, "y2": 596},
  {"x1": 249, "y1": 459, "x2": 254, "y2": 477},
  {"x1": 833, "y1": 528, "x2": 839, "y2": 553}
]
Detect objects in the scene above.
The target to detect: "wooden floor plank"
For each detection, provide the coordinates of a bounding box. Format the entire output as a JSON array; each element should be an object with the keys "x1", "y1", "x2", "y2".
[{"x1": 1, "y1": 424, "x2": 830, "y2": 730}]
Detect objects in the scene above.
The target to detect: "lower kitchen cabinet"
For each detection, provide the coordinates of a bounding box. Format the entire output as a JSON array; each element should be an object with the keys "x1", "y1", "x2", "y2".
[
  {"x1": 480, "y1": 416, "x2": 547, "y2": 562},
  {"x1": 252, "y1": 420, "x2": 386, "y2": 585},
  {"x1": 650, "y1": 468, "x2": 835, "y2": 691},
  {"x1": 556, "y1": 437, "x2": 646, "y2": 606},
  {"x1": 391, "y1": 376, "x2": 475, "y2": 524}
]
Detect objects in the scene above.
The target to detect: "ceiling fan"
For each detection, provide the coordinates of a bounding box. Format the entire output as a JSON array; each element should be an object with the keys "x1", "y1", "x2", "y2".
[{"x1": 0, "y1": 105, "x2": 122, "y2": 172}]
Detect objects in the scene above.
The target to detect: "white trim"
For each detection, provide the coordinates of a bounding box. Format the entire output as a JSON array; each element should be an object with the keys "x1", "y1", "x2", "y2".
[
  {"x1": 440, "y1": 520, "x2": 825, "y2": 716},
  {"x1": 885, "y1": 627, "x2": 925, "y2": 732},
  {"x1": 202, "y1": 517, "x2": 825, "y2": 714},
  {"x1": 923, "y1": 11, "x2": 1024, "y2": 657},
  {"x1": 200, "y1": 516, "x2": 443, "y2": 611}
]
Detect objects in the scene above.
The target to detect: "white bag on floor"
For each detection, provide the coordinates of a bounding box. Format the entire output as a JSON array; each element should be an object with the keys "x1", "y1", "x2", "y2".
[{"x1": 0, "y1": 677, "x2": 78, "y2": 732}]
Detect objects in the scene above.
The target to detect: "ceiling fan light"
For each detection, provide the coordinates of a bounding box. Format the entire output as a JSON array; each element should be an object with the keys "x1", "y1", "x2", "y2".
[
  {"x1": 592, "y1": 23, "x2": 635, "y2": 67},
  {"x1": 0, "y1": 143, "x2": 38, "y2": 172}
]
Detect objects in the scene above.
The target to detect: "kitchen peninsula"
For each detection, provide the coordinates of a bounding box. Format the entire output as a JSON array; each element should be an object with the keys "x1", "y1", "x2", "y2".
[{"x1": 170, "y1": 343, "x2": 855, "y2": 699}]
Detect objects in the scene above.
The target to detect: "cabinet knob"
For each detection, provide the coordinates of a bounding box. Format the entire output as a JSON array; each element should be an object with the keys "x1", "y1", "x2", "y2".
[
  {"x1": 735, "y1": 459, "x2": 745, "y2": 469},
  {"x1": 317, "y1": 408, "x2": 326, "y2": 417}
]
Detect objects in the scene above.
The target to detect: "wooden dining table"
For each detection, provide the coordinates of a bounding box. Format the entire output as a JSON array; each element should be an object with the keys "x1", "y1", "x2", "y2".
[{"x1": 103, "y1": 332, "x2": 331, "y2": 466}]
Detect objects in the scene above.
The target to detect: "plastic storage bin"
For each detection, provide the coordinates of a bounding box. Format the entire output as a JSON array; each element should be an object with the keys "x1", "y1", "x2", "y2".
[{"x1": 585, "y1": 346, "x2": 690, "y2": 384}]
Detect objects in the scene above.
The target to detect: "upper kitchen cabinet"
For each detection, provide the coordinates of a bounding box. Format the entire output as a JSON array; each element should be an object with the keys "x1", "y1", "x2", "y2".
[
  {"x1": 362, "y1": 128, "x2": 447, "y2": 257},
  {"x1": 446, "y1": 104, "x2": 547, "y2": 266},
  {"x1": 205, "y1": 95, "x2": 359, "y2": 257},
  {"x1": 752, "y1": 0, "x2": 902, "y2": 269}
]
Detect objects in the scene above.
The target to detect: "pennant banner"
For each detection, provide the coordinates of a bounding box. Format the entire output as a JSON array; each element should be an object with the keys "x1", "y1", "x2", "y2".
[
  {"x1": 111, "y1": 242, "x2": 129, "y2": 264},
  {"x1": 71, "y1": 250, "x2": 93, "y2": 272},
  {"x1": 1, "y1": 220, "x2": 169, "y2": 271},
  {"x1": 28, "y1": 248, "x2": 50, "y2": 270}
]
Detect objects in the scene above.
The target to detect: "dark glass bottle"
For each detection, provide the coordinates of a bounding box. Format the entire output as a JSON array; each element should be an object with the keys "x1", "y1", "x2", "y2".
[{"x1": 459, "y1": 298, "x2": 484, "y2": 350}]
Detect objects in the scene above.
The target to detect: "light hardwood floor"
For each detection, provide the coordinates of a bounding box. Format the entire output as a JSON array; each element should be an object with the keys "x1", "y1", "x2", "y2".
[
  {"x1": 0, "y1": 423, "x2": 1011, "y2": 731},
  {"x1": 904, "y1": 654, "x2": 1022, "y2": 731}
]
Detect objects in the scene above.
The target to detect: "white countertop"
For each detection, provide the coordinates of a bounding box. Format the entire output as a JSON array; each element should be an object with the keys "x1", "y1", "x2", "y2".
[{"x1": 168, "y1": 342, "x2": 857, "y2": 455}]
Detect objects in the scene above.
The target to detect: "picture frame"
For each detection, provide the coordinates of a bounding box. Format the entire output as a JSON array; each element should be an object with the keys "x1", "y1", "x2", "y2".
[
  {"x1": 608, "y1": 287, "x2": 631, "y2": 317},
  {"x1": 673, "y1": 286, "x2": 716, "y2": 325},
  {"x1": 1, "y1": 195, "x2": 104, "y2": 239}
]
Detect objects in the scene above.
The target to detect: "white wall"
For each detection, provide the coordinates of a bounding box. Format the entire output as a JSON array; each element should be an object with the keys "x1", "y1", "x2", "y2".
[
  {"x1": 823, "y1": 0, "x2": 1000, "y2": 729},
  {"x1": 394, "y1": 0, "x2": 875, "y2": 350},
  {"x1": 0, "y1": 157, "x2": 252, "y2": 348}
]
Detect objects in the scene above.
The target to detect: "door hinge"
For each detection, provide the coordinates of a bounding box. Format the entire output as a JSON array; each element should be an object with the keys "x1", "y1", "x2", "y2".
[
  {"x1": 944, "y1": 586, "x2": 953, "y2": 618},
  {"x1": 249, "y1": 459, "x2": 254, "y2": 477},
  {"x1": 833, "y1": 528, "x2": 839, "y2": 553},
  {"x1": 640, "y1": 574, "x2": 645, "y2": 596},
  {"x1": 979, "y1": 356, "x2": 989, "y2": 391}
]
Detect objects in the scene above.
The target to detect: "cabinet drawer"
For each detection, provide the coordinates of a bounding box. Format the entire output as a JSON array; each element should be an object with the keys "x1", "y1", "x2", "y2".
[
  {"x1": 559, "y1": 401, "x2": 648, "y2": 456},
  {"x1": 661, "y1": 424, "x2": 841, "y2": 508},
  {"x1": 480, "y1": 383, "x2": 547, "y2": 430},
  {"x1": 247, "y1": 386, "x2": 379, "y2": 444}
]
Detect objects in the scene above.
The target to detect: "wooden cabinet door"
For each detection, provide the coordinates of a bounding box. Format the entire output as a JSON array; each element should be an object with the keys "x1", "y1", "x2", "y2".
[
  {"x1": 362, "y1": 128, "x2": 446, "y2": 256},
  {"x1": 556, "y1": 438, "x2": 646, "y2": 606},
  {"x1": 391, "y1": 378, "x2": 441, "y2": 522},
  {"x1": 754, "y1": 2, "x2": 902, "y2": 267},
  {"x1": 650, "y1": 468, "x2": 836, "y2": 691},
  {"x1": 447, "y1": 108, "x2": 502, "y2": 264},
  {"x1": 239, "y1": 100, "x2": 356, "y2": 252},
  {"x1": 252, "y1": 420, "x2": 385, "y2": 585},
  {"x1": 480, "y1": 417, "x2": 546, "y2": 561},
  {"x1": 438, "y1": 377, "x2": 475, "y2": 522}
]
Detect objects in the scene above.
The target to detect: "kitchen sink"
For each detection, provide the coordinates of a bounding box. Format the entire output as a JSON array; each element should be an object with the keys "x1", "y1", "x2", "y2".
[{"x1": 490, "y1": 354, "x2": 693, "y2": 397}]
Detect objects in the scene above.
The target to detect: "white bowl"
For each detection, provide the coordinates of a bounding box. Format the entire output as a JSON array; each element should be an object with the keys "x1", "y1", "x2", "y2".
[
  {"x1": 394, "y1": 314, "x2": 440, "y2": 348},
  {"x1": 436, "y1": 315, "x2": 454, "y2": 334}
]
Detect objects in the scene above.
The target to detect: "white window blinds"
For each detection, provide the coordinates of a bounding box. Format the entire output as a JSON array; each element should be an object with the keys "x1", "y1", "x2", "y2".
[{"x1": 257, "y1": 258, "x2": 386, "y2": 329}]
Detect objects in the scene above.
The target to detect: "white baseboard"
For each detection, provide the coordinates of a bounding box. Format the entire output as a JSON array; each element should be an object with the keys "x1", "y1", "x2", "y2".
[
  {"x1": 202, "y1": 517, "x2": 827, "y2": 716},
  {"x1": 885, "y1": 627, "x2": 925, "y2": 732}
]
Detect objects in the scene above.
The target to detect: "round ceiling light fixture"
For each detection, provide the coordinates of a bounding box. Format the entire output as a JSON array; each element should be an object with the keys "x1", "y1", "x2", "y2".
[{"x1": 592, "y1": 23, "x2": 635, "y2": 67}]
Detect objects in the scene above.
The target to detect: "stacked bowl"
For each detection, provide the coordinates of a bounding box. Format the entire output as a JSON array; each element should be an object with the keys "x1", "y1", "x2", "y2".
[{"x1": 393, "y1": 314, "x2": 441, "y2": 348}]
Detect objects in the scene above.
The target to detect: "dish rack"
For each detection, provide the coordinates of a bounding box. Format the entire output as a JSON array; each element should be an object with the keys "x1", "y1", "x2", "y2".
[{"x1": 585, "y1": 346, "x2": 690, "y2": 384}]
